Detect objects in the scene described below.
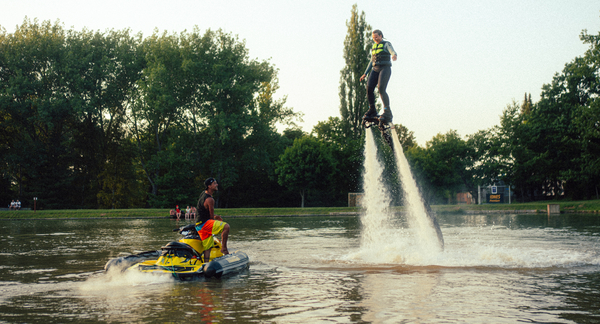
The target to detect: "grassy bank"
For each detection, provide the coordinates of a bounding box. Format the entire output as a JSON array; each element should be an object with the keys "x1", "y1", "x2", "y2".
[
  {"x1": 1, "y1": 200, "x2": 599, "y2": 219},
  {"x1": 0, "y1": 207, "x2": 360, "y2": 219},
  {"x1": 431, "y1": 200, "x2": 600, "y2": 214}
]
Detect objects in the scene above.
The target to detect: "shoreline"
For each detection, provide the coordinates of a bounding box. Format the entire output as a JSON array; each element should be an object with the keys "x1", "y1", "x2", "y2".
[
  {"x1": 1, "y1": 208, "x2": 599, "y2": 220},
  {"x1": 2, "y1": 200, "x2": 600, "y2": 220}
]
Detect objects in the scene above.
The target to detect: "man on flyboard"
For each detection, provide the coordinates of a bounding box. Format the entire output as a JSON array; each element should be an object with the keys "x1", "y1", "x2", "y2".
[{"x1": 360, "y1": 29, "x2": 398, "y2": 126}]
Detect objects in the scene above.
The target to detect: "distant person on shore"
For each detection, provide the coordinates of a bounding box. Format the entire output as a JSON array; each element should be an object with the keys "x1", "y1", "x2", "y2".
[
  {"x1": 9, "y1": 200, "x2": 15, "y2": 210},
  {"x1": 195, "y1": 177, "x2": 230, "y2": 262}
]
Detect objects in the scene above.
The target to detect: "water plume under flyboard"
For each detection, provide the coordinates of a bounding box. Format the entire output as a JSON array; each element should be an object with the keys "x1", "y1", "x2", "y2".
[{"x1": 354, "y1": 127, "x2": 444, "y2": 264}]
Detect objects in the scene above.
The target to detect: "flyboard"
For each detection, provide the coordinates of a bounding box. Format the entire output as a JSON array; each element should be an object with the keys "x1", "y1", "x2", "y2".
[{"x1": 362, "y1": 115, "x2": 394, "y2": 151}]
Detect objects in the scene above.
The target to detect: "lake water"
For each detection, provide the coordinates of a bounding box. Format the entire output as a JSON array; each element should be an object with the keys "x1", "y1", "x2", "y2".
[{"x1": 1, "y1": 214, "x2": 599, "y2": 323}]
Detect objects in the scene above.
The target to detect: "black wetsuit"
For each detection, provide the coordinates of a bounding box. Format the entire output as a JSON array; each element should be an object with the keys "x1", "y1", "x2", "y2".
[{"x1": 364, "y1": 41, "x2": 396, "y2": 111}]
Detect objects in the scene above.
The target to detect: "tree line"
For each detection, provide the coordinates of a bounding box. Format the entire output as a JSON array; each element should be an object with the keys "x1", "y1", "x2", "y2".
[
  {"x1": 0, "y1": 18, "x2": 306, "y2": 209},
  {"x1": 1, "y1": 13, "x2": 599, "y2": 210},
  {"x1": 405, "y1": 27, "x2": 600, "y2": 204},
  {"x1": 281, "y1": 6, "x2": 600, "y2": 206}
]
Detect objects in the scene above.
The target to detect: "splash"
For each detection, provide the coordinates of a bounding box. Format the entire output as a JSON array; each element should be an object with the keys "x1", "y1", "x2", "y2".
[
  {"x1": 360, "y1": 130, "x2": 393, "y2": 250},
  {"x1": 390, "y1": 127, "x2": 444, "y2": 252},
  {"x1": 357, "y1": 127, "x2": 443, "y2": 264}
]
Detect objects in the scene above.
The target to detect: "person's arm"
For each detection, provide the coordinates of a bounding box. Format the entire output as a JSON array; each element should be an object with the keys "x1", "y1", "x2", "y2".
[
  {"x1": 360, "y1": 61, "x2": 373, "y2": 81},
  {"x1": 386, "y1": 42, "x2": 398, "y2": 61},
  {"x1": 205, "y1": 197, "x2": 223, "y2": 221}
]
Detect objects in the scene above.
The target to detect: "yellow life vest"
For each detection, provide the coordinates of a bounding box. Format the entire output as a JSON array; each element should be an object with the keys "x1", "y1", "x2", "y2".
[{"x1": 371, "y1": 41, "x2": 391, "y2": 66}]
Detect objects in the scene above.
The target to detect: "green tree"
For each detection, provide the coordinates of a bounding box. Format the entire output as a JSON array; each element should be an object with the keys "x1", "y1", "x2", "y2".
[
  {"x1": 129, "y1": 28, "x2": 300, "y2": 208},
  {"x1": 275, "y1": 136, "x2": 336, "y2": 207},
  {"x1": 65, "y1": 27, "x2": 145, "y2": 207},
  {"x1": 406, "y1": 130, "x2": 473, "y2": 204},
  {"x1": 339, "y1": 4, "x2": 372, "y2": 137},
  {"x1": 281, "y1": 127, "x2": 306, "y2": 147},
  {"x1": 521, "y1": 93, "x2": 532, "y2": 116},
  {"x1": 466, "y1": 127, "x2": 506, "y2": 186},
  {"x1": 130, "y1": 30, "x2": 192, "y2": 207},
  {"x1": 565, "y1": 29, "x2": 600, "y2": 199},
  {"x1": 313, "y1": 117, "x2": 363, "y2": 204},
  {"x1": 0, "y1": 18, "x2": 76, "y2": 208},
  {"x1": 499, "y1": 100, "x2": 538, "y2": 201},
  {"x1": 502, "y1": 40, "x2": 598, "y2": 201},
  {"x1": 194, "y1": 29, "x2": 300, "y2": 207},
  {"x1": 393, "y1": 124, "x2": 417, "y2": 151},
  {"x1": 220, "y1": 80, "x2": 301, "y2": 208},
  {"x1": 0, "y1": 18, "x2": 145, "y2": 208},
  {"x1": 97, "y1": 138, "x2": 146, "y2": 209},
  {"x1": 574, "y1": 97, "x2": 600, "y2": 199}
]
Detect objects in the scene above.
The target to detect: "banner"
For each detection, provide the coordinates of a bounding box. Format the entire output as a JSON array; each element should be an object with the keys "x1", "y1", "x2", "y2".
[{"x1": 487, "y1": 193, "x2": 504, "y2": 203}]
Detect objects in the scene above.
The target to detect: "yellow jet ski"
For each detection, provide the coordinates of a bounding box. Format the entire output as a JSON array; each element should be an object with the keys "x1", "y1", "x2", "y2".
[{"x1": 104, "y1": 224, "x2": 249, "y2": 280}]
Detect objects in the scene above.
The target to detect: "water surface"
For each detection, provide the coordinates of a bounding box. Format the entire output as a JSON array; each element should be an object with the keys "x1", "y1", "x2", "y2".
[{"x1": 0, "y1": 214, "x2": 599, "y2": 323}]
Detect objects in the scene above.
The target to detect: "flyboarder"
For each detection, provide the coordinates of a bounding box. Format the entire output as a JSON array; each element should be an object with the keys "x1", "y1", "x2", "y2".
[{"x1": 360, "y1": 29, "x2": 398, "y2": 125}]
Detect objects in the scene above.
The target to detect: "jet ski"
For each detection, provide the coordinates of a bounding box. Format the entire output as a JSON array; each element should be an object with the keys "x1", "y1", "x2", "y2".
[
  {"x1": 104, "y1": 224, "x2": 249, "y2": 280},
  {"x1": 362, "y1": 114, "x2": 394, "y2": 151}
]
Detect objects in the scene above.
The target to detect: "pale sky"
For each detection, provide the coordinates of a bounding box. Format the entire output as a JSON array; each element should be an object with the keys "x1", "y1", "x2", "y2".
[{"x1": 2, "y1": 0, "x2": 599, "y2": 145}]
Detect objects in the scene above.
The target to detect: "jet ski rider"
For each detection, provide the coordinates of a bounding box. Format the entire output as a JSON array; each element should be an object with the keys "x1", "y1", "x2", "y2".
[
  {"x1": 195, "y1": 178, "x2": 230, "y2": 262},
  {"x1": 360, "y1": 29, "x2": 398, "y2": 125}
]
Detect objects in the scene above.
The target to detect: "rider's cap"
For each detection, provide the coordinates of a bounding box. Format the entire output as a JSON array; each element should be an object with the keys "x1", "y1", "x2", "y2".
[{"x1": 205, "y1": 177, "x2": 216, "y2": 189}]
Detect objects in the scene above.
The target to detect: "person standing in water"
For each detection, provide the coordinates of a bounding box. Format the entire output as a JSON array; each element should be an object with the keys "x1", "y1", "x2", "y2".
[
  {"x1": 360, "y1": 29, "x2": 398, "y2": 124},
  {"x1": 195, "y1": 177, "x2": 230, "y2": 262}
]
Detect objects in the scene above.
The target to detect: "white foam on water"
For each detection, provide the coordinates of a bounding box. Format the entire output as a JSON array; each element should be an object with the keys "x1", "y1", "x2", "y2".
[
  {"x1": 78, "y1": 268, "x2": 174, "y2": 295},
  {"x1": 341, "y1": 225, "x2": 600, "y2": 268},
  {"x1": 354, "y1": 127, "x2": 444, "y2": 265}
]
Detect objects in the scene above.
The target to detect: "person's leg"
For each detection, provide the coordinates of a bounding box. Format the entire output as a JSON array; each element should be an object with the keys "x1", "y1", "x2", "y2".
[
  {"x1": 365, "y1": 70, "x2": 380, "y2": 118},
  {"x1": 377, "y1": 67, "x2": 391, "y2": 108},
  {"x1": 206, "y1": 220, "x2": 230, "y2": 255},
  {"x1": 198, "y1": 220, "x2": 215, "y2": 262},
  {"x1": 220, "y1": 224, "x2": 230, "y2": 254},
  {"x1": 378, "y1": 67, "x2": 393, "y2": 123}
]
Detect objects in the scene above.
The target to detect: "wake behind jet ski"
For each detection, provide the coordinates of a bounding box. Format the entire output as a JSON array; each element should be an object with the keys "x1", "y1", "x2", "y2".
[{"x1": 104, "y1": 224, "x2": 249, "y2": 280}]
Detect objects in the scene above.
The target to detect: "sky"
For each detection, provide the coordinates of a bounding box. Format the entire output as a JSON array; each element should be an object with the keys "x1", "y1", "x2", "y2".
[{"x1": 2, "y1": 0, "x2": 599, "y2": 145}]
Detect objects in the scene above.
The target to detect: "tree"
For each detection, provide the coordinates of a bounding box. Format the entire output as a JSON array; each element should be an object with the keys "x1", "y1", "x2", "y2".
[
  {"x1": 66, "y1": 27, "x2": 145, "y2": 208},
  {"x1": 466, "y1": 127, "x2": 506, "y2": 186},
  {"x1": 194, "y1": 29, "x2": 300, "y2": 207},
  {"x1": 565, "y1": 29, "x2": 600, "y2": 199},
  {"x1": 0, "y1": 18, "x2": 78, "y2": 208},
  {"x1": 393, "y1": 124, "x2": 417, "y2": 151},
  {"x1": 339, "y1": 4, "x2": 372, "y2": 137},
  {"x1": 0, "y1": 18, "x2": 145, "y2": 208},
  {"x1": 498, "y1": 100, "x2": 537, "y2": 201},
  {"x1": 521, "y1": 93, "x2": 532, "y2": 116},
  {"x1": 128, "y1": 28, "x2": 301, "y2": 208},
  {"x1": 501, "y1": 34, "x2": 599, "y2": 201},
  {"x1": 275, "y1": 136, "x2": 336, "y2": 207},
  {"x1": 406, "y1": 130, "x2": 473, "y2": 204},
  {"x1": 313, "y1": 117, "x2": 363, "y2": 204},
  {"x1": 219, "y1": 79, "x2": 302, "y2": 208}
]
